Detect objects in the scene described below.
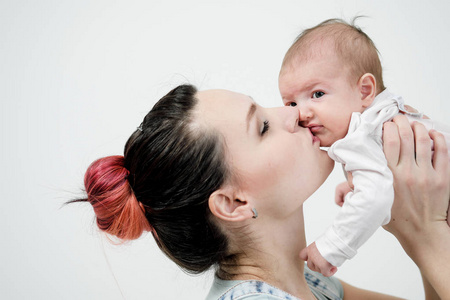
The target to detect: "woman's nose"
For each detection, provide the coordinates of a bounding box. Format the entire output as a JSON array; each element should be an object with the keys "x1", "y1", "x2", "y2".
[{"x1": 279, "y1": 106, "x2": 300, "y2": 133}]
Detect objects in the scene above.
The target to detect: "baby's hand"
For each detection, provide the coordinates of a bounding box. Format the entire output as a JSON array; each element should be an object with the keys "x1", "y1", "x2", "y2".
[
  {"x1": 300, "y1": 242, "x2": 337, "y2": 277},
  {"x1": 335, "y1": 181, "x2": 352, "y2": 207}
]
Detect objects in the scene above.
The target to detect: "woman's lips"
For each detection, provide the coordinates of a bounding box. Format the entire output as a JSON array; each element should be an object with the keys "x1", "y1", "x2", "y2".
[{"x1": 308, "y1": 128, "x2": 321, "y2": 144}]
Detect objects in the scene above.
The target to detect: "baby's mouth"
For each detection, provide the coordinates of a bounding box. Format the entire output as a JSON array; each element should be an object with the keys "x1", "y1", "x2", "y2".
[{"x1": 308, "y1": 125, "x2": 323, "y2": 134}]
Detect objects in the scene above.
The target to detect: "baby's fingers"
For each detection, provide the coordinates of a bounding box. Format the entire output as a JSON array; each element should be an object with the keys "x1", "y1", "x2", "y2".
[
  {"x1": 335, "y1": 182, "x2": 350, "y2": 207},
  {"x1": 299, "y1": 247, "x2": 308, "y2": 262},
  {"x1": 325, "y1": 266, "x2": 337, "y2": 277},
  {"x1": 307, "y1": 260, "x2": 318, "y2": 273}
]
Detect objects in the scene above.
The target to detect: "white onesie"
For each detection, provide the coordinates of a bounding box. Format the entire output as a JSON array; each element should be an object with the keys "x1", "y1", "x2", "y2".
[{"x1": 315, "y1": 89, "x2": 450, "y2": 267}]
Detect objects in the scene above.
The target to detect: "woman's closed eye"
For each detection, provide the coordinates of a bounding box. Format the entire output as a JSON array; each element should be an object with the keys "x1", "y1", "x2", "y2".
[
  {"x1": 312, "y1": 91, "x2": 325, "y2": 99},
  {"x1": 261, "y1": 120, "x2": 270, "y2": 136}
]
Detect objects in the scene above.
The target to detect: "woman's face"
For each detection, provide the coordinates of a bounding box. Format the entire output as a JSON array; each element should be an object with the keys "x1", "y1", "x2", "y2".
[{"x1": 195, "y1": 89, "x2": 334, "y2": 218}]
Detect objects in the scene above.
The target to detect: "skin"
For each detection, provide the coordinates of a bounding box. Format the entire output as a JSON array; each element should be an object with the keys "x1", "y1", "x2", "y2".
[
  {"x1": 278, "y1": 46, "x2": 376, "y2": 148},
  {"x1": 196, "y1": 89, "x2": 334, "y2": 216},
  {"x1": 279, "y1": 46, "x2": 378, "y2": 277},
  {"x1": 193, "y1": 90, "x2": 450, "y2": 299},
  {"x1": 334, "y1": 117, "x2": 450, "y2": 300},
  {"x1": 383, "y1": 116, "x2": 450, "y2": 299},
  {"x1": 333, "y1": 106, "x2": 431, "y2": 208},
  {"x1": 195, "y1": 89, "x2": 334, "y2": 299}
]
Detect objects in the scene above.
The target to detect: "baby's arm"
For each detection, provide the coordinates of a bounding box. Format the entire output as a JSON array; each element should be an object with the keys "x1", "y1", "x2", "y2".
[
  {"x1": 316, "y1": 114, "x2": 395, "y2": 268},
  {"x1": 299, "y1": 242, "x2": 337, "y2": 277}
]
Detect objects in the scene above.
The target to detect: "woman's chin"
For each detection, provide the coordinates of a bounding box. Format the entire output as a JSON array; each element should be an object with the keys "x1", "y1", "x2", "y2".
[{"x1": 321, "y1": 153, "x2": 335, "y2": 180}]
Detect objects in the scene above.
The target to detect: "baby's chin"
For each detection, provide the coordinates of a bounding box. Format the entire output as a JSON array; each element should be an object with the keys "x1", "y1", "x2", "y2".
[
  {"x1": 319, "y1": 140, "x2": 334, "y2": 147},
  {"x1": 319, "y1": 134, "x2": 345, "y2": 147}
]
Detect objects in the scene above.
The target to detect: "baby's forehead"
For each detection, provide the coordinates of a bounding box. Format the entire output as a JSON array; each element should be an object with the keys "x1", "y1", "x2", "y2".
[
  {"x1": 286, "y1": 37, "x2": 339, "y2": 65},
  {"x1": 285, "y1": 44, "x2": 342, "y2": 71},
  {"x1": 300, "y1": 35, "x2": 337, "y2": 59},
  {"x1": 284, "y1": 23, "x2": 356, "y2": 66}
]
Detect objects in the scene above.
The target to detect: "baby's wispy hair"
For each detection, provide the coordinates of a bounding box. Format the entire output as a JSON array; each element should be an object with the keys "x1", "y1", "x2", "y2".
[{"x1": 281, "y1": 17, "x2": 385, "y2": 93}]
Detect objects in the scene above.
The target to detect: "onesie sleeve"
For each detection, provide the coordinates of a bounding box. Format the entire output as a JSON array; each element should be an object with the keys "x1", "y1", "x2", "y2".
[{"x1": 315, "y1": 105, "x2": 397, "y2": 267}]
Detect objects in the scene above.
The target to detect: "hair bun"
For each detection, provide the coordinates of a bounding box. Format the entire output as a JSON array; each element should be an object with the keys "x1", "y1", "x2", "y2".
[{"x1": 84, "y1": 155, "x2": 151, "y2": 240}]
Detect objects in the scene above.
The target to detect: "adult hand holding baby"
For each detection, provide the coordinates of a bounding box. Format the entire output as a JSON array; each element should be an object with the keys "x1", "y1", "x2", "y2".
[
  {"x1": 382, "y1": 115, "x2": 450, "y2": 299},
  {"x1": 333, "y1": 105, "x2": 429, "y2": 208}
]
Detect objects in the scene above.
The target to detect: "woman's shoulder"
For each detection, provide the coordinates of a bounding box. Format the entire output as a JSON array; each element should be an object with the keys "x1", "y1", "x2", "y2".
[
  {"x1": 205, "y1": 267, "x2": 343, "y2": 300},
  {"x1": 205, "y1": 278, "x2": 299, "y2": 300},
  {"x1": 304, "y1": 265, "x2": 344, "y2": 300}
]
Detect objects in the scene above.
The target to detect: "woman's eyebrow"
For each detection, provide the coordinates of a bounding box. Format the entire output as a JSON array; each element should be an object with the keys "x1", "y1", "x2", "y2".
[{"x1": 246, "y1": 103, "x2": 257, "y2": 132}]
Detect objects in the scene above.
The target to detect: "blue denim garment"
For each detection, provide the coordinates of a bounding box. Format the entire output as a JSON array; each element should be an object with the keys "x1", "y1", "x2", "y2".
[{"x1": 206, "y1": 266, "x2": 343, "y2": 300}]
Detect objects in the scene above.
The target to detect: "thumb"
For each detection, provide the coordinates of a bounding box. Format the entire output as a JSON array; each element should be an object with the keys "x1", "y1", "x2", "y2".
[
  {"x1": 335, "y1": 182, "x2": 349, "y2": 207},
  {"x1": 334, "y1": 189, "x2": 345, "y2": 207},
  {"x1": 299, "y1": 247, "x2": 308, "y2": 261}
]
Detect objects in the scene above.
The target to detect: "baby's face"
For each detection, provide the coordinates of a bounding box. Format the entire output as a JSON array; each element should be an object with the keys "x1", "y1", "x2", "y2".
[{"x1": 279, "y1": 50, "x2": 365, "y2": 147}]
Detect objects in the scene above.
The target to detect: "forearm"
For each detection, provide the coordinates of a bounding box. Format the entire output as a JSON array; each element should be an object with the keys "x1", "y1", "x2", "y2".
[
  {"x1": 421, "y1": 272, "x2": 440, "y2": 300},
  {"x1": 402, "y1": 224, "x2": 450, "y2": 299},
  {"x1": 340, "y1": 280, "x2": 404, "y2": 300},
  {"x1": 382, "y1": 118, "x2": 450, "y2": 299}
]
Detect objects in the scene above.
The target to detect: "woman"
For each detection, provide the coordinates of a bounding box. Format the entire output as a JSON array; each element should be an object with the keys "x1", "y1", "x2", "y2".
[{"x1": 72, "y1": 85, "x2": 450, "y2": 299}]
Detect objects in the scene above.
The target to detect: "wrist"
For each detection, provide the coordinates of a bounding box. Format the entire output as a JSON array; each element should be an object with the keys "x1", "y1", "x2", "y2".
[
  {"x1": 411, "y1": 224, "x2": 450, "y2": 299},
  {"x1": 402, "y1": 223, "x2": 450, "y2": 266}
]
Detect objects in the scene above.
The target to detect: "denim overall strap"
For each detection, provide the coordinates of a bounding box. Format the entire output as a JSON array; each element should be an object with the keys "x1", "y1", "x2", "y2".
[
  {"x1": 304, "y1": 271, "x2": 342, "y2": 300},
  {"x1": 215, "y1": 274, "x2": 342, "y2": 300},
  {"x1": 217, "y1": 280, "x2": 300, "y2": 300}
]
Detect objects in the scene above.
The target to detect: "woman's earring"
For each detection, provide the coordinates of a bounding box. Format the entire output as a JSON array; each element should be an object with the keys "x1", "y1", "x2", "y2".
[{"x1": 252, "y1": 208, "x2": 258, "y2": 219}]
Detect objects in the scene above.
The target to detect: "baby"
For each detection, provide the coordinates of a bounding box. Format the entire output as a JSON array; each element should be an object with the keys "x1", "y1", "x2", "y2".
[{"x1": 278, "y1": 18, "x2": 450, "y2": 277}]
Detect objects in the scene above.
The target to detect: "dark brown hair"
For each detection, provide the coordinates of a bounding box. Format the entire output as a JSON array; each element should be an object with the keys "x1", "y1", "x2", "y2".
[{"x1": 71, "y1": 84, "x2": 231, "y2": 274}]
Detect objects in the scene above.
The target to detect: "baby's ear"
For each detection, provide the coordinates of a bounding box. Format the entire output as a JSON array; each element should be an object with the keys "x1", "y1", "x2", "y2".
[{"x1": 358, "y1": 73, "x2": 376, "y2": 108}]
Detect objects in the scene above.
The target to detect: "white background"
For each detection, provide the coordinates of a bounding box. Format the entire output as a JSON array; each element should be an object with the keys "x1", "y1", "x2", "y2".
[{"x1": 2, "y1": 1, "x2": 449, "y2": 299}]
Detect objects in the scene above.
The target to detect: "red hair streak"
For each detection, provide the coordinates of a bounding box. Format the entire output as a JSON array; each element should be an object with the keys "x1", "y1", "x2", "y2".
[{"x1": 84, "y1": 155, "x2": 151, "y2": 240}]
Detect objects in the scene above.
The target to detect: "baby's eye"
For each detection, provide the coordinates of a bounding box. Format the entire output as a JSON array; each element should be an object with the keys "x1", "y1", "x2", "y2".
[
  {"x1": 286, "y1": 102, "x2": 297, "y2": 107},
  {"x1": 312, "y1": 91, "x2": 325, "y2": 99}
]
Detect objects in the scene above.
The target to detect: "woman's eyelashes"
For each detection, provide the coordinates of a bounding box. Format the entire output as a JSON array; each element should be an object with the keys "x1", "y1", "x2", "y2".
[{"x1": 261, "y1": 120, "x2": 270, "y2": 136}]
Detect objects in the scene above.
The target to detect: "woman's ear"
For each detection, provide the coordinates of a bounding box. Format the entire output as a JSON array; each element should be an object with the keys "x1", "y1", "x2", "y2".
[
  {"x1": 208, "y1": 187, "x2": 253, "y2": 222},
  {"x1": 358, "y1": 73, "x2": 376, "y2": 108}
]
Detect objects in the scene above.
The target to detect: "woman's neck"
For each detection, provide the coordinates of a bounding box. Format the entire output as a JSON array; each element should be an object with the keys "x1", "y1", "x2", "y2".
[{"x1": 219, "y1": 207, "x2": 316, "y2": 300}]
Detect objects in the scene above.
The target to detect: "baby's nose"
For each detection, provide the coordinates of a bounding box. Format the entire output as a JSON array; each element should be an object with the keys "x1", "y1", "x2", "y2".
[
  {"x1": 299, "y1": 108, "x2": 313, "y2": 122},
  {"x1": 296, "y1": 101, "x2": 311, "y2": 120}
]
